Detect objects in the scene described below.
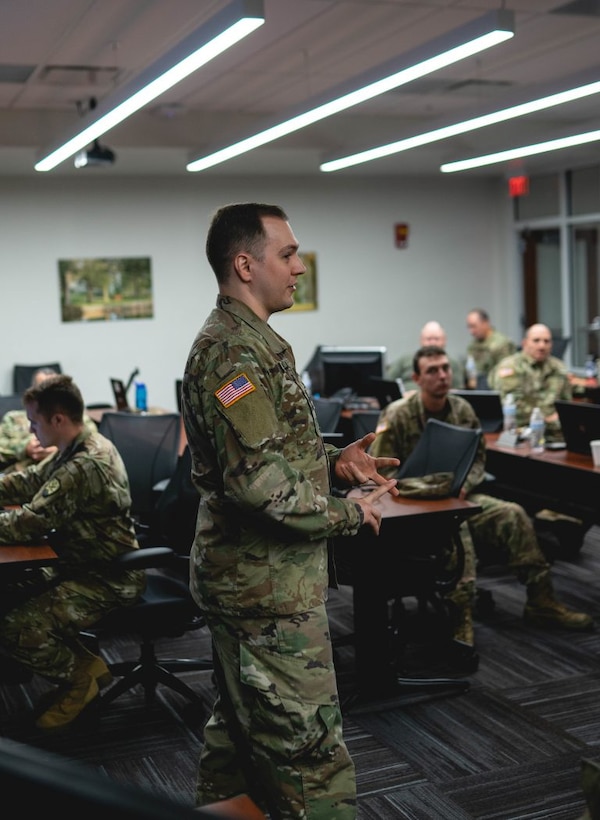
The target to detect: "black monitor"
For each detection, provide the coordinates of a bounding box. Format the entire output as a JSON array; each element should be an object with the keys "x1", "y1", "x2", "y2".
[{"x1": 311, "y1": 346, "x2": 386, "y2": 398}]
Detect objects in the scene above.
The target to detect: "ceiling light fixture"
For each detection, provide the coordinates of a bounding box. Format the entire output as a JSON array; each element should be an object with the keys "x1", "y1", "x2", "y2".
[
  {"x1": 440, "y1": 127, "x2": 600, "y2": 173},
  {"x1": 186, "y1": 8, "x2": 514, "y2": 173},
  {"x1": 34, "y1": 0, "x2": 265, "y2": 172},
  {"x1": 320, "y1": 74, "x2": 600, "y2": 172}
]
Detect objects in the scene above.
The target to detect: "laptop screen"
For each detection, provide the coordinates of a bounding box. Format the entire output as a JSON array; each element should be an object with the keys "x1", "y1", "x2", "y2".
[
  {"x1": 555, "y1": 400, "x2": 600, "y2": 455},
  {"x1": 452, "y1": 389, "x2": 504, "y2": 433},
  {"x1": 110, "y1": 378, "x2": 130, "y2": 411}
]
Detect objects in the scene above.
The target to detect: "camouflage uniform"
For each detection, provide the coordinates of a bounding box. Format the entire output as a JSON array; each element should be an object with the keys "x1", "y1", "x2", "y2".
[
  {"x1": 387, "y1": 353, "x2": 465, "y2": 389},
  {"x1": 0, "y1": 427, "x2": 145, "y2": 683},
  {"x1": 488, "y1": 350, "x2": 572, "y2": 442},
  {"x1": 0, "y1": 408, "x2": 97, "y2": 473},
  {"x1": 467, "y1": 329, "x2": 516, "y2": 379},
  {"x1": 369, "y1": 392, "x2": 552, "y2": 589},
  {"x1": 183, "y1": 295, "x2": 362, "y2": 819}
]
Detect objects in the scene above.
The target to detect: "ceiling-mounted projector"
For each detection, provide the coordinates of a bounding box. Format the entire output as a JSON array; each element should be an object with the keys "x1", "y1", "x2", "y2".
[{"x1": 74, "y1": 140, "x2": 116, "y2": 168}]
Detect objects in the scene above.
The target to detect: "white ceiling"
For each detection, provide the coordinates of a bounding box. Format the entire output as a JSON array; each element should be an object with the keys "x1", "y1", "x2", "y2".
[{"x1": 2, "y1": 0, "x2": 600, "y2": 179}]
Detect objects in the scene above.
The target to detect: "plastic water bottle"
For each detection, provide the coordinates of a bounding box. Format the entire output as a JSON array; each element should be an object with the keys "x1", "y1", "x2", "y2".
[
  {"x1": 502, "y1": 393, "x2": 517, "y2": 433},
  {"x1": 529, "y1": 406, "x2": 545, "y2": 453},
  {"x1": 465, "y1": 355, "x2": 478, "y2": 389},
  {"x1": 585, "y1": 355, "x2": 598, "y2": 380},
  {"x1": 135, "y1": 381, "x2": 147, "y2": 412},
  {"x1": 301, "y1": 370, "x2": 312, "y2": 394}
]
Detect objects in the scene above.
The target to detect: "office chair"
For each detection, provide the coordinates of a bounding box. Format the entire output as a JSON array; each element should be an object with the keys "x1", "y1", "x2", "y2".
[
  {"x1": 312, "y1": 396, "x2": 344, "y2": 433},
  {"x1": 82, "y1": 545, "x2": 213, "y2": 718},
  {"x1": 551, "y1": 335, "x2": 570, "y2": 359},
  {"x1": 175, "y1": 378, "x2": 183, "y2": 413},
  {"x1": 0, "y1": 394, "x2": 23, "y2": 418},
  {"x1": 350, "y1": 409, "x2": 381, "y2": 439},
  {"x1": 333, "y1": 419, "x2": 481, "y2": 710},
  {"x1": 98, "y1": 411, "x2": 181, "y2": 530},
  {"x1": 0, "y1": 736, "x2": 265, "y2": 819},
  {"x1": 13, "y1": 362, "x2": 62, "y2": 395}
]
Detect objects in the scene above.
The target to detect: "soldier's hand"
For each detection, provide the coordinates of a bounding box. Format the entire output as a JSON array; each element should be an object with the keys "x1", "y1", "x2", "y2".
[
  {"x1": 336, "y1": 433, "x2": 399, "y2": 496},
  {"x1": 354, "y1": 480, "x2": 397, "y2": 535}
]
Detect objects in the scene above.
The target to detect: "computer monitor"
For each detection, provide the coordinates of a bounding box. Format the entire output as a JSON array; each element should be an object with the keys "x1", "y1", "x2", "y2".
[{"x1": 309, "y1": 346, "x2": 386, "y2": 398}]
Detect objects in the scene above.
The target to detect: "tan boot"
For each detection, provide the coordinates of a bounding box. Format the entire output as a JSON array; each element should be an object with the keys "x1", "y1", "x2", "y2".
[
  {"x1": 524, "y1": 575, "x2": 594, "y2": 631},
  {"x1": 35, "y1": 652, "x2": 111, "y2": 730}
]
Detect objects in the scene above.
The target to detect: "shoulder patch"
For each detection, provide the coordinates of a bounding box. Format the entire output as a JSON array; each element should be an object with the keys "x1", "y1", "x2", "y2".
[
  {"x1": 42, "y1": 477, "x2": 61, "y2": 497},
  {"x1": 375, "y1": 420, "x2": 388, "y2": 435},
  {"x1": 215, "y1": 373, "x2": 256, "y2": 408},
  {"x1": 497, "y1": 366, "x2": 514, "y2": 378}
]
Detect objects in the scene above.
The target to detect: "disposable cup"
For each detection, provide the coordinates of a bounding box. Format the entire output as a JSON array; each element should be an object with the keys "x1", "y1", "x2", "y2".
[{"x1": 590, "y1": 440, "x2": 600, "y2": 467}]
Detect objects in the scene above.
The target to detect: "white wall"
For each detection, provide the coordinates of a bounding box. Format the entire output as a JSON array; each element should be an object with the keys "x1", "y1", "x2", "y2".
[{"x1": 0, "y1": 173, "x2": 514, "y2": 410}]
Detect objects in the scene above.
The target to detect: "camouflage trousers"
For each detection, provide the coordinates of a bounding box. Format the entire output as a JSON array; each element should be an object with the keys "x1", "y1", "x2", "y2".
[
  {"x1": 0, "y1": 566, "x2": 144, "y2": 682},
  {"x1": 198, "y1": 605, "x2": 356, "y2": 819},
  {"x1": 467, "y1": 493, "x2": 550, "y2": 585}
]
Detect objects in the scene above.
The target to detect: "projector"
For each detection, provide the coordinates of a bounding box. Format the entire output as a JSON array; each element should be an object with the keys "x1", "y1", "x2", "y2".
[{"x1": 74, "y1": 140, "x2": 116, "y2": 168}]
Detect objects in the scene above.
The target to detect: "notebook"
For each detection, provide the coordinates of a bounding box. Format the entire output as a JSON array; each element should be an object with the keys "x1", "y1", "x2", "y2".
[
  {"x1": 452, "y1": 389, "x2": 504, "y2": 433},
  {"x1": 555, "y1": 399, "x2": 600, "y2": 455},
  {"x1": 110, "y1": 378, "x2": 131, "y2": 412}
]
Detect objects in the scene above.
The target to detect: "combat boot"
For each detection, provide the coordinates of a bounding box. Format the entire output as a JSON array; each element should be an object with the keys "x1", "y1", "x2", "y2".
[
  {"x1": 35, "y1": 651, "x2": 112, "y2": 730},
  {"x1": 524, "y1": 575, "x2": 594, "y2": 631},
  {"x1": 453, "y1": 603, "x2": 474, "y2": 646}
]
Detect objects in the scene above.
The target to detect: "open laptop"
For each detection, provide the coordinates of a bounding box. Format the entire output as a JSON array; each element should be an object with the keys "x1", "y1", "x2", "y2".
[
  {"x1": 110, "y1": 378, "x2": 131, "y2": 412},
  {"x1": 367, "y1": 376, "x2": 403, "y2": 409},
  {"x1": 452, "y1": 389, "x2": 504, "y2": 433},
  {"x1": 555, "y1": 399, "x2": 600, "y2": 455}
]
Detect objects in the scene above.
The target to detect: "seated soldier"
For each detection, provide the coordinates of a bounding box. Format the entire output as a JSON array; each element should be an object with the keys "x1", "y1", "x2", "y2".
[
  {"x1": 370, "y1": 345, "x2": 593, "y2": 644},
  {"x1": 0, "y1": 374, "x2": 145, "y2": 729},
  {"x1": 0, "y1": 367, "x2": 97, "y2": 474}
]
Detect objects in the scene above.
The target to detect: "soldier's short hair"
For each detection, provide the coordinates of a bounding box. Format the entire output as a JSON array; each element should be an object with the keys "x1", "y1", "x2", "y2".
[
  {"x1": 206, "y1": 202, "x2": 289, "y2": 284},
  {"x1": 23, "y1": 374, "x2": 84, "y2": 423},
  {"x1": 413, "y1": 345, "x2": 447, "y2": 375}
]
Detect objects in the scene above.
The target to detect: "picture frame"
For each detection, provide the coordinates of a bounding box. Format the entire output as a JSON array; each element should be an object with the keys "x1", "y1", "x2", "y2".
[{"x1": 289, "y1": 251, "x2": 318, "y2": 312}]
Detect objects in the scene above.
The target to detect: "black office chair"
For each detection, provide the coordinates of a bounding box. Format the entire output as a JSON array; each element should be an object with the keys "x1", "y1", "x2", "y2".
[
  {"x1": 98, "y1": 411, "x2": 181, "y2": 531},
  {"x1": 350, "y1": 409, "x2": 381, "y2": 439},
  {"x1": 83, "y1": 545, "x2": 213, "y2": 718},
  {"x1": 175, "y1": 378, "x2": 183, "y2": 413},
  {"x1": 551, "y1": 335, "x2": 570, "y2": 359},
  {"x1": 0, "y1": 394, "x2": 23, "y2": 418},
  {"x1": 333, "y1": 419, "x2": 481, "y2": 710},
  {"x1": 312, "y1": 396, "x2": 344, "y2": 433},
  {"x1": 13, "y1": 362, "x2": 62, "y2": 395}
]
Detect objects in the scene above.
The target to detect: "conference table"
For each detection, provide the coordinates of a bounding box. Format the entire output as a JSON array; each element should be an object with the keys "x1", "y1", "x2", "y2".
[
  {"x1": 484, "y1": 433, "x2": 600, "y2": 526},
  {"x1": 0, "y1": 543, "x2": 57, "y2": 570},
  {"x1": 335, "y1": 489, "x2": 481, "y2": 710}
]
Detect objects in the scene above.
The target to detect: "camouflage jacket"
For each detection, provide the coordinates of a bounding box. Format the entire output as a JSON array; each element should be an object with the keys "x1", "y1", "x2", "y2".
[
  {"x1": 369, "y1": 391, "x2": 487, "y2": 496},
  {"x1": 386, "y1": 353, "x2": 465, "y2": 389},
  {"x1": 0, "y1": 409, "x2": 97, "y2": 472},
  {"x1": 182, "y1": 295, "x2": 364, "y2": 617},
  {"x1": 0, "y1": 428, "x2": 143, "y2": 590},
  {"x1": 467, "y1": 329, "x2": 516, "y2": 377},
  {"x1": 488, "y1": 350, "x2": 572, "y2": 439}
]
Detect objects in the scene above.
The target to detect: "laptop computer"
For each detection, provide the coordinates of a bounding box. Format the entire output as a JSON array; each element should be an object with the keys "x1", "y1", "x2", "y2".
[
  {"x1": 555, "y1": 399, "x2": 600, "y2": 455},
  {"x1": 110, "y1": 378, "x2": 131, "y2": 412},
  {"x1": 367, "y1": 376, "x2": 403, "y2": 409},
  {"x1": 452, "y1": 389, "x2": 504, "y2": 433}
]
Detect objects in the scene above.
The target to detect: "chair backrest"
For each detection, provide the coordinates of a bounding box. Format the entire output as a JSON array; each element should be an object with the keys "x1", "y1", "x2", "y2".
[
  {"x1": 0, "y1": 394, "x2": 23, "y2": 418},
  {"x1": 396, "y1": 418, "x2": 481, "y2": 497},
  {"x1": 98, "y1": 411, "x2": 181, "y2": 522},
  {"x1": 312, "y1": 396, "x2": 344, "y2": 433},
  {"x1": 13, "y1": 362, "x2": 62, "y2": 395},
  {"x1": 155, "y1": 445, "x2": 200, "y2": 555},
  {"x1": 351, "y1": 410, "x2": 381, "y2": 439},
  {"x1": 551, "y1": 336, "x2": 570, "y2": 359},
  {"x1": 175, "y1": 378, "x2": 183, "y2": 413}
]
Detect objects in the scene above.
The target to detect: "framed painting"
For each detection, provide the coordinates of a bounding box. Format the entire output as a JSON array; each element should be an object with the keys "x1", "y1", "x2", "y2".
[
  {"x1": 289, "y1": 251, "x2": 318, "y2": 312},
  {"x1": 59, "y1": 256, "x2": 153, "y2": 323}
]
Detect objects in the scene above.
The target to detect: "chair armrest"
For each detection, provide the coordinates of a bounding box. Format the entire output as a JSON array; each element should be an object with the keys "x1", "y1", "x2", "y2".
[{"x1": 112, "y1": 546, "x2": 176, "y2": 570}]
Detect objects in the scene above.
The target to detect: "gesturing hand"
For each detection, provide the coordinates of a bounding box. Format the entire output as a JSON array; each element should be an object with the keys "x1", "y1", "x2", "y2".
[{"x1": 335, "y1": 433, "x2": 399, "y2": 495}]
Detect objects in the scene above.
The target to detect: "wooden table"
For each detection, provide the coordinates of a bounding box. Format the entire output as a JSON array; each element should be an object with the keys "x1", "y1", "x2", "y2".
[
  {"x1": 0, "y1": 543, "x2": 57, "y2": 569},
  {"x1": 336, "y1": 490, "x2": 481, "y2": 708},
  {"x1": 484, "y1": 432, "x2": 600, "y2": 525}
]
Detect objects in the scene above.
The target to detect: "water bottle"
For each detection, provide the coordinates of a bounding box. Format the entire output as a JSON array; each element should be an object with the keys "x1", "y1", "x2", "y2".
[
  {"x1": 465, "y1": 355, "x2": 478, "y2": 390},
  {"x1": 584, "y1": 355, "x2": 598, "y2": 380},
  {"x1": 135, "y1": 381, "x2": 147, "y2": 412},
  {"x1": 502, "y1": 393, "x2": 517, "y2": 433},
  {"x1": 529, "y1": 406, "x2": 545, "y2": 453},
  {"x1": 301, "y1": 370, "x2": 313, "y2": 394}
]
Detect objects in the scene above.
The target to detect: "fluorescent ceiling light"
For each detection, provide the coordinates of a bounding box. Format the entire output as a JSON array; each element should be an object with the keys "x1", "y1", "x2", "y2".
[
  {"x1": 186, "y1": 8, "x2": 514, "y2": 173},
  {"x1": 321, "y1": 78, "x2": 600, "y2": 172},
  {"x1": 440, "y1": 128, "x2": 600, "y2": 172},
  {"x1": 34, "y1": 0, "x2": 265, "y2": 172}
]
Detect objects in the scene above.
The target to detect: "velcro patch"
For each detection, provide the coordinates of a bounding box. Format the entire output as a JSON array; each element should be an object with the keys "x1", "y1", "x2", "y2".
[
  {"x1": 42, "y1": 478, "x2": 60, "y2": 497},
  {"x1": 215, "y1": 373, "x2": 256, "y2": 408},
  {"x1": 497, "y1": 366, "x2": 515, "y2": 378}
]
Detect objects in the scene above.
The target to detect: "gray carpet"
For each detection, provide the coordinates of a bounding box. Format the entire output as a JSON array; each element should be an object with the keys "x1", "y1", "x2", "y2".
[{"x1": 2, "y1": 527, "x2": 600, "y2": 819}]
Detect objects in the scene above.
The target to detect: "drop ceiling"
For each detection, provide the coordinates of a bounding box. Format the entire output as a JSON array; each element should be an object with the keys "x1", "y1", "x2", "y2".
[{"x1": 2, "y1": 0, "x2": 600, "y2": 178}]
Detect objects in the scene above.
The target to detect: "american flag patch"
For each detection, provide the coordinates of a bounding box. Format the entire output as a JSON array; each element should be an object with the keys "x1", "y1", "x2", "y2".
[{"x1": 215, "y1": 373, "x2": 256, "y2": 407}]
